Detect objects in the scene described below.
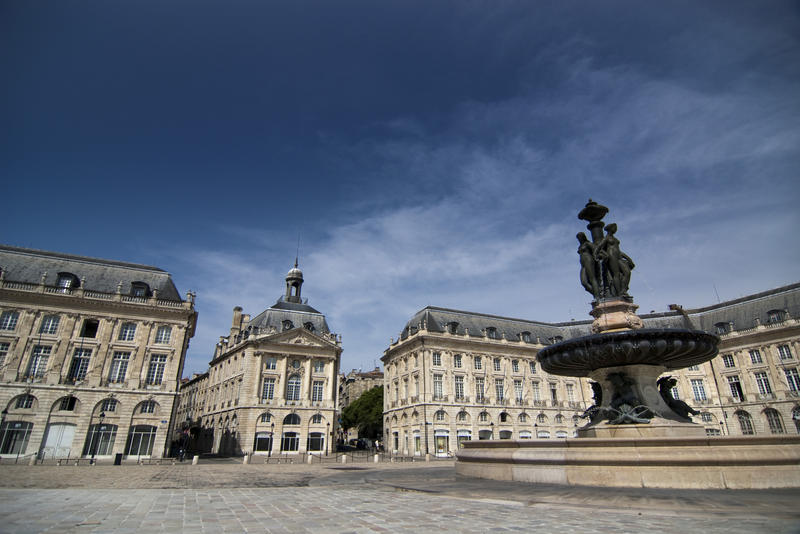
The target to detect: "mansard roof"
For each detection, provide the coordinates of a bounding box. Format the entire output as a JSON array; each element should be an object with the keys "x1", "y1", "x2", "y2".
[
  {"x1": 248, "y1": 295, "x2": 330, "y2": 334},
  {"x1": 0, "y1": 244, "x2": 184, "y2": 301},
  {"x1": 397, "y1": 282, "x2": 800, "y2": 345}
]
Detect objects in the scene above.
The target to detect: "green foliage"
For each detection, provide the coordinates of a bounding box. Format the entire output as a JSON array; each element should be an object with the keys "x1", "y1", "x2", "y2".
[{"x1": 340, "y1": 386, "x2": 383, "y2": 440}]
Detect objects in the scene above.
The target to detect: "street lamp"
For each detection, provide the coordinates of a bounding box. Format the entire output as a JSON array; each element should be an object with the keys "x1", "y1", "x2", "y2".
[
  {"x1": 268, "y1": 422, "x2": 274, "y2": 459},
  {"x1": 326, "y1": 422, "x2": 330, "y2": 456},
  {"x1": 91, "y1": 411, "x2": 105, "y2": 464}
]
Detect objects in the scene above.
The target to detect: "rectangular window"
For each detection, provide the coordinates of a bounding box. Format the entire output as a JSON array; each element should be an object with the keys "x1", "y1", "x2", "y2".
[
  {"x1": 550, "y1": 383, "x2": 558, "y2": 402},
  {"x1": 27, "y1": 345, "x2": 51, "y2": 378},
  {"x1": 262, "y1": 377, "x2": 275, "y2": 400},
  {"x1": 68, "y1": 348, "x2": 91, "y2": 382},
  {"x1": 0, "y1": 342, "x2": 9, "y2": 369},
  {"x1": 727, "y1": 375, "x2": 744, "y2": 401},
  {"x1": 778, "y1": 345, "x2": 793, "y2": 361},
  {"x1": 474, "y1": 356, "x2": 482, "y2": 370},
  {"x1": 432, "y1": 352, "x2": 441, "y2": 366},
  {"x1": 80, "y1": 319, "x2": 99, "y2": 338},
  {"x1": 690, "y1": 379, "x2": 707, "y2": 401},
  {"x1": 145, "y1": 354, "x2": 167, "y2": 385},
  {"x1": 785, "y1": 368, "x2": 800, "y2": 392},
  {"x1": 687, "y1": 365, "x2": 699, "y2": 371},
  {"x1": 312, "y1": 381, "x2": 324, "y2": 402},
  {"x1": 118, "y1": 322, "x2": 137, "y2": 341},
  {"x1": 512, "y1": 360, "x2": 519, "y2": 373},
  {"x1": 155, "y1": 326, "x2": 172, "y2": 344},
  {"x1": 39, "y1": 315, "x2": 60, "y2": 335},
  {"x1": 749, "y1": 350, "x2": 762, "y2": 364},
  {"x1": 109, "y1": 352, "x2": 130, "y2": 383},
  {"x1": 475, "y1": 377, "x2": 485, "y2": 401},
  {"x1": 531, "y1": 381, "x2": 540, "y2": 401},
  {"x1": 454, "y1": 376, "x2": 464, "y2": 399},
  {"x1": 722, "y1": 355, "x2": 735, "y2": 368},
  {"x1": 514, "y1": 380, "x2": 523, "y2": 402},
  {"x1": 265, "y1": 357, "x2": 277, "y2": 370},
  {"x1": 566, "y1": 383, "x2": 575, "y2": 402},
  {"x1": 0, "y1": 311, "x2": 19, "y2": 331},
  {"x1": 529, "y1": 361, "x2": 536, "y2": 374},
  {"x1": 414, "y1": 376, "x2": 419, "y2": 396},
  {"x1": 754, "y1": 372, "x2": 772, "y2": 396},
  {"x1": 313, "y1": 360, "x2": 325, "y2": 373},
  {"x1": 454, "y1": 354, "x2": 462, "y2": 368},
  {"x1": 493, "y1": 358, "x2": 501, "y2": 372},
  {"x1": 433, "y1": 374, "x2": 443, "y2": 400},
  {"x1": 495, "y1": 378, "x2": 504, "y2": 401}
]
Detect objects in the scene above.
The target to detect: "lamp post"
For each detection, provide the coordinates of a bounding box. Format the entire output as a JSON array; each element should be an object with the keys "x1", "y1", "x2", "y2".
[
  {"x1": 91, "y1": 411, "x2": 105, "y2": 464},
  {"x1": 268, "y1": 422, "x2": 274, "y2": 459},
  {"x1": 0, "y1": 408, "x2": 7, "y2": 455},
  {"x1": 326, "y1": 422, "x2": 330, "y2": 456}
]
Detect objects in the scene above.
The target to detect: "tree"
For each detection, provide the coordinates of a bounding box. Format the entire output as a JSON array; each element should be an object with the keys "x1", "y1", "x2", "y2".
[{"x1": 340, "y1": 386, "x2": 383, "y2": 440}]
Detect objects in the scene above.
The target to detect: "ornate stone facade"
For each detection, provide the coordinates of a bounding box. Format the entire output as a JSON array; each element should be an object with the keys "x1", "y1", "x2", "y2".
[
  {"x1": 0, "y1": 245, "x2": 197, "y2": 461},
  {"x1": 182, "y1": 264, "x2": 342, "y2": 456},
  {"x1": 383, "y1": 283, "x2": 800, "y2": 456}
]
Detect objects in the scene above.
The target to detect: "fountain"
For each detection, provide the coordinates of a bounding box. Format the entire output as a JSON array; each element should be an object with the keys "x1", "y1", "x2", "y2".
[{"x1": 456, "y1": 200, "x2": 800, "y2": 489}]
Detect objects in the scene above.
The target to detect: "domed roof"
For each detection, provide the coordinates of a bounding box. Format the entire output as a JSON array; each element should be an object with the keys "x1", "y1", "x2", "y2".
[{"x1": 286, "y1": 262, "x2": 303, "y2": 280}]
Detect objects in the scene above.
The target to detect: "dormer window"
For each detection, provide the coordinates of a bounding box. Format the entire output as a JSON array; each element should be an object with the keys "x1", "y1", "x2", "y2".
[
  {"x1": 303, "y1": 322, "x2": 315, "y2": 332},
  {"x1": 56, "y1": 272, "x2": 80, "y2": 292},
  {"x1": 446, "y1": 322, "x2": 459, "y2": 334},
  {"x1": 486, "y1": 327, "x2": 498, "y2": 339},
  {"x1": 767, "y1": 310, "x2": 786, "y2": 324},
  {"x1": 520, "y1": 331, "x2": 532, "y2": 343},
  {"x1": 130, "y1": 281, "x2": 150, "y2": 298},
  {"x1": 714, "y1": 322, "x2": 731, "y2": 335},
  {"x1": 282, "y1": 320, "x2": 294, "y2": 331}
]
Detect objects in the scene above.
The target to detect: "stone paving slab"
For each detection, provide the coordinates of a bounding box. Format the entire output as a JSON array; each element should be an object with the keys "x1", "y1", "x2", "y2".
[{"x1": 0, "y1": 462, "x2": 798, "y2": 533}]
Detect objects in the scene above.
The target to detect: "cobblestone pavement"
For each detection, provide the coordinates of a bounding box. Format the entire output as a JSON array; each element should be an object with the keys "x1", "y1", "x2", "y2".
[{"x1": 1, "y1": 462, "x2": 798, "y2": 533}]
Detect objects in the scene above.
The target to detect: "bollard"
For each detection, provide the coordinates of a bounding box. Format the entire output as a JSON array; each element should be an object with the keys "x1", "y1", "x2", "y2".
[
  {"x1": 307, "y1": 454, "x2": 313, "y2": 464},
  {"x1": 192, "y1": 455, "x2": 199, "y2": 465},
  {"x1": 374, "y1": 454, "x2": 379, "y2": 463},
  {"x1": 341, "y1": 454, "x2": 348, "y2": 464},
  {"x1": 28, "y1": 455, "x2": 36, "y2": 466},
  {"x1": 425, "y1": 453, "x2": 431, "y2": 462},
  {"x1": 243, "y1": 454, "x2": 250, "y2": 464}
]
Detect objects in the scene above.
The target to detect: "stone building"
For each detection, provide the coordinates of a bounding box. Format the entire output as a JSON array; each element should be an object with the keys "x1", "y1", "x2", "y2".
[
  {"x1": 184, "y1": 263, "x2": 342, "y2": 456},
  {"x1": 383, "y1": 282, "x2": 800, "y2": 456},
  {"x1": 339, "y1": 367, "x2": 383, "y2": 410},
  {"x1": 0, "y1": 245, "x2": 197, "y2": 461}
]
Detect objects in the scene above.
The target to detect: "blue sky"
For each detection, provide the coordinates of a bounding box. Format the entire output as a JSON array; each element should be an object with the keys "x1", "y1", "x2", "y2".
[{"x1": 2, "y1": 1, "x2": 798, "y2": 377}]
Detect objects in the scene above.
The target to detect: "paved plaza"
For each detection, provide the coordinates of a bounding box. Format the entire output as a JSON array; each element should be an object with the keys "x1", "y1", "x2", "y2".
[{"x1": 1, "y1": 461, "x2": 798, "y2": 533}]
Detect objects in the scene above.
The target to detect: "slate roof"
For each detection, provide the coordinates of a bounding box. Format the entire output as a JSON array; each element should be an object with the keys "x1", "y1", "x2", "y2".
[
  {"x1": 247, "y1": 295, "x2": 331, "y2": 334},
  {"x1": 398, "y1": 282, "x2": 800, "y2": 344},
  {"x1": 0, "y1": 244, "x2": 184, "y2": 301}
]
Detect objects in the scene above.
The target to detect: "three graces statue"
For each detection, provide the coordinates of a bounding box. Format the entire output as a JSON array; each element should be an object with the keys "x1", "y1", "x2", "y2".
[{"x1": 577, "y1": 200, "x2": 635, "y2": 300}]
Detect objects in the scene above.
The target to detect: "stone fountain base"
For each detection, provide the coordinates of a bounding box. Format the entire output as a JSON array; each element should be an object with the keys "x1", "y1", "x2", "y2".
[{"x1": 455, "y1": 435, "x2": 800, "y2": 489}]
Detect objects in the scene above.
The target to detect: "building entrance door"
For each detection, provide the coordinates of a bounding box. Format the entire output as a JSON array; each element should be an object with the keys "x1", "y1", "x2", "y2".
[{"x1": 41, "y1": 423, "x2": 76, "y2": 459}]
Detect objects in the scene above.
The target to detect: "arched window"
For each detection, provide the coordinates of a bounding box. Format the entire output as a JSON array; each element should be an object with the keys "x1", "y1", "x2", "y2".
[
  {"x1": 260, "y1": 412, "x2": 272, "y2": 423},
  {"x1": 764, "y1": 408, "x2": 785, "y2": 434},
  {"x1": 485, "y1": 327, "x2": 498, "y2": 339},
  {"x1": 101, "y1": 398, "x2": 117, "y2": 412},
  {"x1": 499, "y1": 412, "x2": 509, "y2": 423},
  {"x1": 283, "y1": 413, "x2": 301, "y2": 425},
  {"x1": 518, "y1": 413, "x2": 528, "y2": 423},
  {"x1": 555, "y1": 414, "x2": 564, "y2": 424},
  {"x1": 56, "y1": 272, "x2": 80, "y2": 292},
  {"x1": 736, "y1": 410, "x2": 755, "y2": 435},
  {"x1": 714, "y1": 322, "x2": 731, "y2": 335},
  {"x1": 457, "y1": 411, "x2": 468, "y2": 422},
  {"x1": 139, "y1": 400, "x2": 157, "y2": 414},
  {"x1": 304, "y1": 322, "x2": 315, "y2": 332},
  {"x1": 520, "y1": 331, "x2": 532, "y2": 343},
  {"x1": 15, "y1": 394, "x2": 36, "y2": 409},
  {"x1": 537, "y1": 413, "x2": 548, "y2": 424},
  {"x1": 478, "y1": 412, "x2": 489, "y2": 422},
  {"x1": 434, "y1": 410, "x2": 446, "y2": 422},
  {"x1": 286, "y1": 375, "x2": 301, "y2": 401},
  {"x1": 282, "y1": 320, "x2": 294, "y2": 331},
  {"x1": 446, "y1": 322, "x2": 459, "y2": 334},
  {"x1": 311, "y1": 414, "x2": 323, "y2": 424},
  {"x1": 130, "y1": 281, "x2": 150, "y2": 297},
  {"x1": 58, "y1": 396, "x2": 78, "y2": 411}
]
